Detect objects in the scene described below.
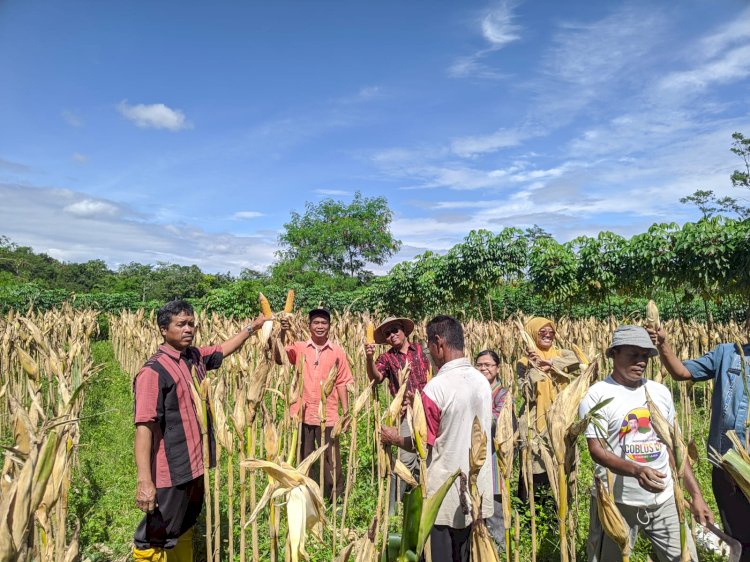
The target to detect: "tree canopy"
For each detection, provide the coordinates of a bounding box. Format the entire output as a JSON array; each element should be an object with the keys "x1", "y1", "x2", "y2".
[{"x1": 276, "y1": 191, "x2": 401, "y2": 280}]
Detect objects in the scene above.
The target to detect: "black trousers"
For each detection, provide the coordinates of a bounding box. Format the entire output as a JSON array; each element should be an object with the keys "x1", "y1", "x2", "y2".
[
  {"x1": 134, "y1": 476, "x2": 204, "y2": 549},
  {"x1": 712, "y1": 467, "x2": 750, "y2": 561},
  {"x1": 300, "y1": 423, "x2": 343, "y2": 501},
  {"x1": 426, "y1": 524, "x2": 471, "y2": 562}
]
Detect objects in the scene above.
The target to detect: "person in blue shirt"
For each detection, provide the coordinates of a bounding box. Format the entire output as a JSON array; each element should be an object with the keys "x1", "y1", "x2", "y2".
[{"x1": 648, "y1": 326, "x2": 750, "y2": 561}]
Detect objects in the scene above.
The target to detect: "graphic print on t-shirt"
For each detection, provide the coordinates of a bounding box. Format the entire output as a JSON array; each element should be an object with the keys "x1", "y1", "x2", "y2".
[{"x1": 617, "y1": 407, "x2": 663, "y2": 463}]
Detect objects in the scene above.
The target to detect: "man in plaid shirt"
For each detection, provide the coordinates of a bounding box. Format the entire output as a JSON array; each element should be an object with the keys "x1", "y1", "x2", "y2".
[{"x1": 366, "y1": 316, "x2": 430, "y2": 511}]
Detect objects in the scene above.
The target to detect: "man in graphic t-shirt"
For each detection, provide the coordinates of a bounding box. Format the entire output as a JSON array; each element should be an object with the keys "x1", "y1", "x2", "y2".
[{"x1": 579, "y1": 325, "x2": 712, "y2": 562}]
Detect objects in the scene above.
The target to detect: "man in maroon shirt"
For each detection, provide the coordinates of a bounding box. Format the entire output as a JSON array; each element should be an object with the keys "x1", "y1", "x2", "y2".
[
  {"x1": 133, "y1": 299, "x2": 268, "y2": 561},
  {"x1": 366, "y1": 316, "x2": 430, "y2": 512}
]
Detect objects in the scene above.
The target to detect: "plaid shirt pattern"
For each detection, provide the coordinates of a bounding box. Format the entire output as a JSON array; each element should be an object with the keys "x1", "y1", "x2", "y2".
[{"x1": 375, "y1": 342, "x2": 430, "y2": 397}]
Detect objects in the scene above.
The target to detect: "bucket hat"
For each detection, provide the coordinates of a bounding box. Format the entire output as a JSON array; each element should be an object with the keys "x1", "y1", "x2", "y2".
[{"x1": 606, "y1": 325, "x2": 658, "y2": 358}]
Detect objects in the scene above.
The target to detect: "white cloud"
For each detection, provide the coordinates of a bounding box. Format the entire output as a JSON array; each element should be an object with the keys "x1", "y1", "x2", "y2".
[
  {"x1": 314, "y1": 189, "x2": 350, "y2": 196},
  {"x1": 656, "y1": 44, "x2": 750, "y2": 97},
  {"x1": 117, "y1": 100, "x2": 192, "y2": 131},
  {"x1": 481, "y1": 1, "x2": 521, "y2": 47},
  {"x1": 699, "y1": 6, "x2": 750, "y2": 59},
  {"x1": 71, "y1": 152, "x2": 89, "y2": 164},
  {"x1": 449, "y1": 0, "x2": 521, "y2": 79},
  {"x1": 62, "y1": 110, "x2": 83, "y2": 128},
  {"x1": 451, "y1": 127, "x2": 527, "y2": 157},
  {"x1": 63, "y1": 199, "x2": 120, "y2": 218},
  {"x1": 233, "y1": 211, "x2": 264, "y2": 219},
  {"x1": 1, "y1": 183, "x2": 276, "y2": 273}
]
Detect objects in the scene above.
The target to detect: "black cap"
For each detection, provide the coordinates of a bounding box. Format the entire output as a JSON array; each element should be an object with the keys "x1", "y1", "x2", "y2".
[{"x1": 308, "y1": 308, "x2": 331, "y2": 322}]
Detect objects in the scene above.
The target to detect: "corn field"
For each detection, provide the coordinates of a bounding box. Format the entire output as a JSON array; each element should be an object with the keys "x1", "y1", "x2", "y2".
[{"x1": 2, "y1": 306, "x2": 748, "y2": 561}]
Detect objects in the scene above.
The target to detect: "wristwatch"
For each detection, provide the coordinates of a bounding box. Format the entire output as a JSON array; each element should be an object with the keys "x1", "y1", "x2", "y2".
[{"x1": 245, "y1": 324, "x2": 255, "y2": 335}]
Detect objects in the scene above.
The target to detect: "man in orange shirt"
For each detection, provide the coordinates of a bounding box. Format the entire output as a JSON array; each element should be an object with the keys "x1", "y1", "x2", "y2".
[{"x1": 276, "y1": 308, "x2": 352, "y2": 501}]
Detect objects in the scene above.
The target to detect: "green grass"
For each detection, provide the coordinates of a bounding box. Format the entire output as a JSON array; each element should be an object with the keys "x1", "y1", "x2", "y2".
[{"x1": 70, "y1": 341, "x2": 141, "y2": 561}]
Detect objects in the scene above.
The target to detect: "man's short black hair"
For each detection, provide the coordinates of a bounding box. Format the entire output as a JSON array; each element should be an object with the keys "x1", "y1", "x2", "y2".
[
  {"x1": 426, "y1": 315, "x2": 464, "y2": 351},
  {"x1": 157, "y1": 300, "x2": 194, "y2": 329}
]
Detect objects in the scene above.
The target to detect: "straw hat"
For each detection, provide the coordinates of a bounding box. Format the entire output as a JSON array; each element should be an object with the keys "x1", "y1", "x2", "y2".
[{"x1": 374, "y1": 317, "x2": 415, "y2": 345}]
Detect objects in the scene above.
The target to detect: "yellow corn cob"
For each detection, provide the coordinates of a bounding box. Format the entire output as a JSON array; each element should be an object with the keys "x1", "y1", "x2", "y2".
[
  {"x1": 365, "y1": 322, "x2": 375, "y2": 344},
  {"x1": 258, "y1": 292, "x2": 273, "y2": 317},
  {"x1": 284, "y1": 289, "x2": 295, "y2": 313}
]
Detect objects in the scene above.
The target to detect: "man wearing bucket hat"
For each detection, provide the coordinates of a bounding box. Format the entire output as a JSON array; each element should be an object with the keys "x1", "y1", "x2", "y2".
[
  {"x1": 647, "y1": 323, "x2": 750, "y2": 561},
  {"x1": 579, "y1": 326, "x2": 710, "y2": 562},
  {"x1": 366, "y1": 316, "x2": 430, "y2": 511}
]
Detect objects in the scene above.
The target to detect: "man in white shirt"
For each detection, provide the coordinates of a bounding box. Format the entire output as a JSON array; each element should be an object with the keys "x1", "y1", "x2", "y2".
[
  {"x1": 579, "y1": 325, "x2": 711, "y2": 562},
  {"x1": 382, "y1": 315, "x2": 494, "y2": 562}
]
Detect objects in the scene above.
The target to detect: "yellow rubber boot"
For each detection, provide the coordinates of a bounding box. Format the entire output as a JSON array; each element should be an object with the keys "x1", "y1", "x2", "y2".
[
  {"x1": 133, "y1": 547, "x2": 166, "y2": 561},
  {"x1": 166, "y1": 527, "x2": 194, "y2": 562}
]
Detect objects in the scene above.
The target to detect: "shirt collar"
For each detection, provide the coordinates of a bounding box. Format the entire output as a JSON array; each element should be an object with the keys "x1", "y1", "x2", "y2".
[
  {"x1": 306, "y1": 339, "x2": 333, "y2": 351},
  {"x1": 159, "y1": 343, "x2": 185, "y2": 361},
  {"x1": 436, "y1": 356, "x2": 471, "y2": 375},
  {"x1": 388, "y1": 341, "x2": 418, "y2": 355}
]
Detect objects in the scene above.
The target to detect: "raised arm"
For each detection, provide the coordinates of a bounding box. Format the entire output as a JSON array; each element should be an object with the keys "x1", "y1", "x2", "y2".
[
  {"x1": 220, "y1": 313, "x2": 269, "y2": 357},
  {"x1": 646, "y1": 327, "x2": 693, "y2": 381},
  {"x1": 365, "y1": 344, "x2": 385, "y2": 384}
]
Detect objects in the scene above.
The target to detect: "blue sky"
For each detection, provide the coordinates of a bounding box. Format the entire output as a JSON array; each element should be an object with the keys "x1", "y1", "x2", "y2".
[{"x1": 1, "y1": 0, "x2": 749, "y2": 274}]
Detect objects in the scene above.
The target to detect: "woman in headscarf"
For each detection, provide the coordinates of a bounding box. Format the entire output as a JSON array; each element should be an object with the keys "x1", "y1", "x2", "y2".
[{"x1": 516, "y1": 317, "x2": 579, "y2": 500}]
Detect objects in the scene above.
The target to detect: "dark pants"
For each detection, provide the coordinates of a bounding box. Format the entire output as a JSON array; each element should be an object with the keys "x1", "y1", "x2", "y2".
[
  {"x1": 300, "y1": 423, "x2": 343, "y2": 501},
  {"x1": 134, "y1": 476, "x2": 204, "y2": 549},
  {"x1": 713, "y1": 467, "x2": 750, "y2": 561},
  {"x1": 427, "y1": 524, "x2": 471, "y2": 562}
]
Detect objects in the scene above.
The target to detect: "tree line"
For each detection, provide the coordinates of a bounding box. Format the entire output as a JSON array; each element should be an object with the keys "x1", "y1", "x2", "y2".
[{"x1": 2, "y1": 133, "x2": 749, "y2": 322}]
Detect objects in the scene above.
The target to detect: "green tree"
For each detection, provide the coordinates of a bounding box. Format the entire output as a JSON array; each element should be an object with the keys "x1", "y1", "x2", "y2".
[
  {"x1": 573, "y1": 232, "x2": 627, "y2": 311},
  {"x1": 527, "y1": 237, "x2": 578, "y2": 315},
  {"x1": 277, "y1": 191, "x2": 401, "y2": 279},
  {"x1": 730, "y1": 131, "x2": 750, "y2": 189}
]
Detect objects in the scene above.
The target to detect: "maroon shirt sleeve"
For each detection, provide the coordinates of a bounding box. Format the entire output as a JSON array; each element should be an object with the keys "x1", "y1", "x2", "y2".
[
  {"x1": 199, "y1": 345, "x2": 224, "y2": 371},
  {"x1": 422, "y1": 393, "x2": 442, "y2": 446},
  {"x1": 134, "y1": 367, "x2": 159, "y2": 424}
]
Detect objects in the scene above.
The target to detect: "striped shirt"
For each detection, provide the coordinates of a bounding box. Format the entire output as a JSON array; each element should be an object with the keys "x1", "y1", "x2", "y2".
[
  {"x1": 375, "y1": 342, "x2": 430, "y2": 397},
  {"x1": 134, "y1": 344, "x2": 223, "y2": 488}
]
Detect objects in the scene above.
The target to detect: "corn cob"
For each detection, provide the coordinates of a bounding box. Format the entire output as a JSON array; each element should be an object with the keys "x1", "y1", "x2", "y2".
[
  {"x1": 366, "y1": 322, "x2": 375, "y2": 345},
  {"x1": 594, "y1": 477, "x2": 631, "y2": 560},
  {"x1": 284, "y1": 289, "x2": 295, "y2": 313}
]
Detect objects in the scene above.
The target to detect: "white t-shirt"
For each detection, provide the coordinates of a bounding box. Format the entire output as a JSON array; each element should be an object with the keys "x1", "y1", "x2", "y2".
[
  {"x1": 422, "y1": 357, "x2": 494, "y2": 528},
  {"x1": 579, "y1": 376, "x2": 674, "y2": 507}
]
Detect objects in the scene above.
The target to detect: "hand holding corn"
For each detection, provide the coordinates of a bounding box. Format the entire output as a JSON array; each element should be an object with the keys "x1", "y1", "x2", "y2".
[{"x1": 365, "y1": 343, "x2": 376, "y2": 357}]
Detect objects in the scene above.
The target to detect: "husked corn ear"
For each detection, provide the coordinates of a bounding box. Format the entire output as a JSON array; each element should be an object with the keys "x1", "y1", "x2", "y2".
[
  {"x1": 469, "y1": 416, "x2": 487, "y2": 481},
  {"x1": 392, "y1": 459, "x2": 418, "y2": 488},
  {"x1": 571, "y1": 343, "x2": 590, "y2": 367},
  {"x1": 17, "y1": 347, "x2": 39, "y2": 381},
  {"x1": 322, "y1": 360, "x2": 339, "y2": 397},
  {"x1": 258, "y1": 292, "x2": 273, "y2": 317},
  {"x1": 365, "y1": 322, "x2": 375, "y2": 345},
  {"x1": 470, "y1": 519, "x2": 502, "y2": 562},
  {"x1": 646, "y1": 300, "x2": 661, "y2": 330},
  {"x1": 645, "y1": 388, "x2": 673, "y2": 450},
  {"x1": 284, "y1": 289, "x2": 295, "y2": 313},
  {"x1": 595, "y1": 477, "x2": 631, "y2": 558},
  {"x1": 385, "y1": 382, "x2": 408, "y2": 424},
  {"x1": 411, "y1": 391, "x2": 428, "y2": 460}
]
